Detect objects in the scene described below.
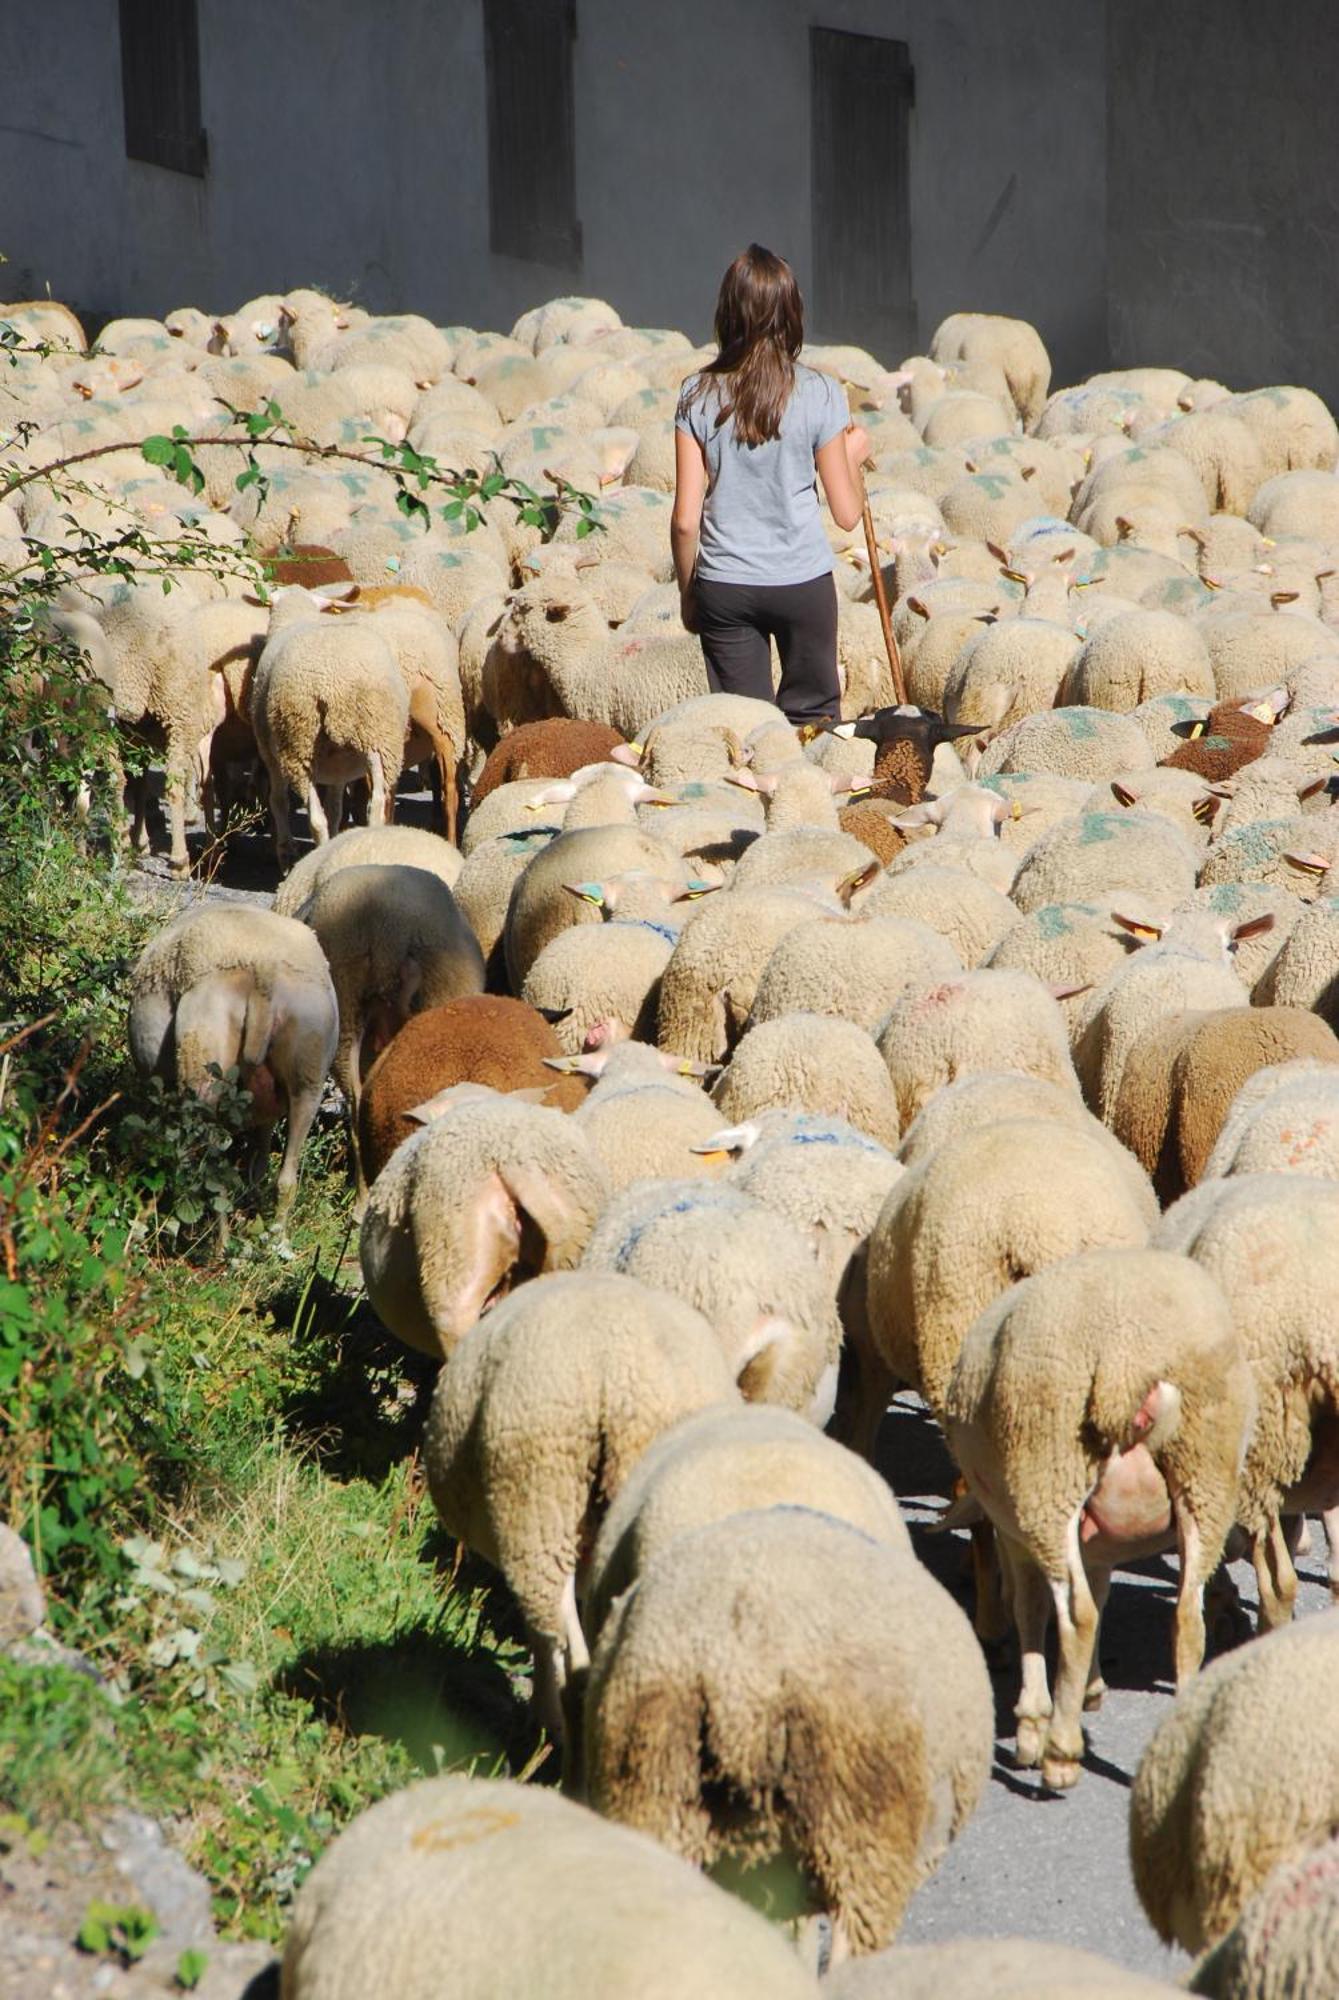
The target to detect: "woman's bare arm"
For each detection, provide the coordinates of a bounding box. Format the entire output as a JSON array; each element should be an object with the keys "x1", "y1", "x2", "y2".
[
  {"x1": 815, "y1": 423, "x2": 871, "y2": 534},
  {"x1": 671, "y1": 428, "x2": 708, "y2": 619}
]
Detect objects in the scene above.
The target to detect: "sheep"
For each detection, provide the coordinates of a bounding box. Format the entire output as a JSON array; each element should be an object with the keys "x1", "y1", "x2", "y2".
[
  {"x1": 716, "y1": 1112, "x2": 904, "y2": 1452},
  {"x1": 295, "y1": 862, "x2": 483, "y2": 1181},
  {"x1": 877, "y1": 790, "x2": 1020, "y2": 897},
  {"x1": 521, "y1": 917, "x2": 675, "y2": 1054},
  {"x1": 1195, "y1": 605, "x2": 1339, "y2": 702},
  {"x1": 942, "y1": 618, "x2": 1081, "y2": 734},
  {"x1": 824, "y1": 706, "x2": 983, "y2": 804},
  {"x1": 1189, "y1": 1839, "x2": 1339, "y2": 2000},
  {"x1": 1197, "y1": 813, "x2": 1334, "y2": 897},
  {"x1": 424, "y1": 1268, "x2": 737, "y2": 1726},
  {"x1": 1084, "y1": 765, "x2": 1227, "y2": 852},
  {"x1": 1254, "y1": 894, "x2": 1339, "y2": 1022},
  {"x1": 1156, "y1": 691, "x2": 1279, "y2": 783},
  {"x1": 356, "y1": 994, "x2": 585, "y2": 1184},
  {"x1": 977, "y1": 707, "x2": 1156, "y2": 784},
  {"x1": 654, "y1": 882, "x2": 843, "y2": 1063},
  {"x1": 749, "y1": 913, "x2": 963, "y2": 1035},
  {"x1": 895, "y1": 1069, "x2": 1132, "y2": 1168},
  {"x1": 945, "y1": 1248, "x2": 1256, "y2": 1791},
  {"x1": 1129, "y1": 1612, "x2": 1339, "y2": 1954},
  {"x1": 1008, "y1": 809, "x2": 1200, "y2": 916},
  {"x1": 930, "y1": 312, "x2": 1052, "y2": 429},
  {"x1": 280, "y1": 1773, "x2": 820, "y2": 2000},
  {"x1": 724, "y1": 755, "x2": 861, "y2": 832},
  {"x1": 867, "y1": 1116, "x2": 1157, "y2": 1430},
  {"x1": 985, "y1": 896, "x2": 1156, "y2": 1033},
  {"x1": 251, "y1": 588, "x2": 408, "y2": 865},
  {"x1": 977, "y1": 769, "x2": 1099, "y2": 853},
  {"x1": 876, "y1": 968, "x2": 1080, "y2": 1132},
  {"x1": 1059, "y1": 608, "x2": 1217, "y2": 711},
  {"x1": 1072, "y1": 907, "x2": 1263, "y2": 1123},
  {"x1": 1182, "y1": 879, "x2": 1302, "y2": 988},
  {"x1": 128, "y1": 905, "x2": 338, "y2": 1214},
  {"x1": 271, "y1": 822, "x2": 464, "y2": 919},
  {"x1": 340, "y1": 588, "x2": 466, "y2": 841},
  {"x1": 713, "y1": 1011, "x2": 903, "y2": 1149},
  {"x1": 503, "y1": 823, "x2": 691, "y2": 988},
  {"x1": 1228, "y1": 386, "x2": 1339, "y2": 480},
  {"x1": 571, "y1": 1072, "x2": 731, "y2": 1192},
  {"x1": 729, "y1": 825, "x2": 879, "y2": 895},
  {"x1": 1155, "y1": 1173, "x2": 1339, "y2": 1628},
  {"x1": 862, "y1": 864, "x2": 1020, "y2": 968},
  {"x1": 1149, "y1": 407, "x2": 1268, "y2": 515},
  {"x1": 1131, "y1": 691, "x2": 1217, "y2": 760},
  {"x1": 359, "y1": 1090, "x2": 609, "y2": 1358},
  {"x1": 585, "y1": 1506, "x2": 994, "y2": 1961},
  {"x1": 583, "y1": 1401, "x2": 909, "y2": 1644},
  {"x1": 470, "y1": 717, "x2": 627, "y2": 805},
  {"x1": 582, "y1": 1177, "x2": 844, "y2": 1425},
  {"x1": 1202, "y1": 1060, "x2": 1339, "y2": 1181},
  {"x1": 825, "y1": 1938, "x2": 1185, "y2": 2000},
  {"x1": 1248, "y1": 467, "x2": 1339, "y2": 543},
  {"x1": 618, "y1": 692, "x2": 797, "y2": 786},
  {"x1": 460, "y1": 774, "x2": 566, "y2": 853},
  {"x1": 1115, "y1": 1005, "x2": 1339, "y2": 1201}
]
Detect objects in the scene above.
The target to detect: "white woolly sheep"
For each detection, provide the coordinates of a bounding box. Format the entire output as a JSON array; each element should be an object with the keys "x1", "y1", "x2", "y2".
[
  {"x1": 1008, "y1": 809, "x2": 1200, "y2": 916},
  {"x1": 424, "y1": 1268, "x2": 737, "y2": 1724},
  {"x1": 359, "y1": 1090, "x2": 609, "y2": 1357},
  {"x1": 653, "y1": 883, "x2": 841, "y2": 1064},
  {"x1": 451, "y1": 827, "x2": 556, "y2": 984},
  {"x1": 271, "y1": 822, "x2": 463, "y2": 918},
  {"x1": 750, "y1": 913, "x2": 963, "y2": 1035},
  {"x1": 128, "y1": 905, "x2": 337, "y2": 1213},
  {"x1": 521, "y1": 916, "x2": 675, "y2": 1053},
  {"x1": 1202, "y1": 1060, "x2": 1339, "y2": 1182},
  {"x1": 280, "y1": 1773, "x2": 819, "y2": 2000},
  {"x1": 930, "y1": 312, "x2": 1051, "y2": 429},
  {"x1": 895, "y1": 1068, "x2": 1132, "y2": 1168},
  {"x1": 582, "y1": 1177, "x2": 844, "y2": 1425},
  {"x1": 1189, "y1": 1838, "x2": 1339, "y2": 2000},
  {"x1": 1228, "y1": 386, "x2": 1339, "y2": 480},
  {"x1": 1129, "y1": 1612, "x2": 1339, "y2": 1953},
  {"x1": 583, "y1": 1400, "x2": 909, "y2": 1643},
  {"x1": 976, "y1": 707, "x2": 1155, "y2": 784},
  {"x1": 1195, "y1": 604, "x2": 1339, "y2": 702},
  {"x1": 876, "y1": 968, "x2": 1080, "y2": 1131},
  {"x1": 251, "y1": 588, "x2": 408, "y2": 865},
  {"x1": 863, "y1": 865, "x2": 1021, "y2": 967},
  {"x1": 571, "y1": 1073, "x2": 731, "y2": 1192},
  {"x1": 942, "y1": 617, "x2": 1081, "y2": 734},
  {"x1": 826, "y1": 1937, "x2": 1184, "y2": 2000},
  {"x1": 946, "y1": 1248, "x2": 1256, "y2": 1790},
  {"x1": 1254, "y1": 894, "x2": 1339, "y2": 1023},
  {"x1": 712, "y1": 1011, "x2": 902, "y2": 1149},
  {"x1": 585, "y1": 1506, "x2": 994, "y2": 1960},
  {"x1": 1059, "y1": 608, "x2": 1217, "y2": 710},
  {"x1": 503, "y1": 822, "x2": 692, "y2": 988}
]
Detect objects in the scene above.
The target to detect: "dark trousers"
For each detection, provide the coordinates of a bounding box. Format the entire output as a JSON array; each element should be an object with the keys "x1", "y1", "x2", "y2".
[{"x1": 693, "y1": 571, "x2": 841, "y2": 727}]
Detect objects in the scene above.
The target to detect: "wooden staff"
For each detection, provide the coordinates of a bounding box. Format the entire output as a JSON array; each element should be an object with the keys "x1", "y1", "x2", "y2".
[{"x1": 855, "y1": 445, "x2": 908, "y2": 706}]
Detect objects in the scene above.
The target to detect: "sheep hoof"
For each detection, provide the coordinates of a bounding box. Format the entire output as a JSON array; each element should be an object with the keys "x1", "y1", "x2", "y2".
[
  {"x1": 1083, "y1": 1677, "x2": 1107, "y2": 1712},
  {"x1": 168, "y1": 855, "x2": 191, "y2": 879},
  {"x1": 1014, "y1": 1717, "x2": 1047, "y2": 1768},
  {"x1": 1041, "y1": 1747, "x2": 1083, "y2": 1791}
]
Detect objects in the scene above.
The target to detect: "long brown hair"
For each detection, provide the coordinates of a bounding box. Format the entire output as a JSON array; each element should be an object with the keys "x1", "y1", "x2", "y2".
[{"x1": 682, "y1": 244, "x2": 804, "y2": 447}]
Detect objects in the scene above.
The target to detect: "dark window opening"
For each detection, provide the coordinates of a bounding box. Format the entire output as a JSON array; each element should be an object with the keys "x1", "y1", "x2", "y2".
[
  {"x1": 810, "y1": 26, "x2": 914, "y2": 361},
  {"x1": 119, "y1": 0, "x2": 207, "y2": 178},
  {"x1": 483, "y1": 0, "x2": 581, "y2": 269}
]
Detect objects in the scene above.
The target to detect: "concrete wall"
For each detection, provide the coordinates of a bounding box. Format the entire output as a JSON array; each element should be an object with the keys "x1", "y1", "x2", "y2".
[
  {"x1": 1107, "y1": 0, "x2": 1339, "y2": 408},
  {"x1": 0, "y1": 0, "x2": 1107, "y2": 382}
]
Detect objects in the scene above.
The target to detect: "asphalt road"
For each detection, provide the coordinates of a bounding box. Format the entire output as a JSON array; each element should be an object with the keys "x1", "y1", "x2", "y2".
[{"x1": 878, "y1": 1393, "x2": 1333, "y2": 1979}]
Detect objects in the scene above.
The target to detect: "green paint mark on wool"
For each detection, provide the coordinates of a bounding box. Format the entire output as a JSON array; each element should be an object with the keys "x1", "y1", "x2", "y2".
[
  {"x1": 1201, "y1": 735, "x2": 1230, "y2": 751},
  {"x1": 1036, "y1": 905, "x2": 1076, "y2": 939},
  {"x1": 1205, "y1": 883, "x2": 1245, "y2": 912},
  {"x1": 969, "y1": 475, "x2": 1013, "y2": 499},
  {"x1": 1065, "y1": 711, "x2": 1101, "y2": 740},
  {"x1": 1077, "y1": 814, "x2": 1123, "y2": 846}
]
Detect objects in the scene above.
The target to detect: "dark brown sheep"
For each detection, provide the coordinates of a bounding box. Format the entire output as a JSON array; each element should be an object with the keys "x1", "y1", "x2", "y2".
[
  {"x1": 471, "y1": 718, "x2": 627, "y2": 808},
  {"x1": 1160, "y1": 699, "x2": 1276, "y2": 782}
]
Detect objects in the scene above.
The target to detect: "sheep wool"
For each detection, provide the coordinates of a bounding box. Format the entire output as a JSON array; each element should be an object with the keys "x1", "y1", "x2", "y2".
[
  {"x1": 1059, "y1": 608, "x2": 1217, "y2": 711},
  {"x1": 1008, "y1": 810, "x2": 1199, "y2": 917},
  {"x1": 864, "y1": 865, "x2": 1021, "y2": 968},
  {"x1": 583, "y1": 1400, "x2": 910, "y2": 1643},
  {"x1": 585, "y1": 1507, "x2": 994, "y2": 1961},
  {"x1": 1201, "y1": 1061, "x2": 1339, "y2": 1181},
  {"x1": 876, "y1": 969, "x2": 1079, "y2": 1131},
  {"x1": 977, "y1": 707, "x2": 1155, "y2": 785},
  {"x1": 521, "y1": 917, "x2": 675, "y2": 1054},
  {"x1": 894, "y1": 1069, "x2": 1129, "y2": 1168},
  {"x1": 655, "y1": 883, "x2": 842, "y2": 1065},
  {"x1": 826, "y1": 1937, "x2": 1185, "y2": 2000},
  {"x1": 271, "y1": 822, "x2": 463, "y2": 918},
  {"x1": 582, "y1": 1178, "x2": 843, "y2": 1425},
  {"x1": 359, "y1": 1091, "x2": 609, "y2": 1357},
  {"x1": 750, "y1": 913, "x2": 962, "y2": 1035},
  {"x1": 503, "y1": 823, "x2": 689, "y2": 989},
  {"x1": 713, "y1": 1012, "x2": 903, "y2": 1150},
  {"x1": 573, "y1": 1076, "x2": 731, "y2": 1192},
  {"x1": 1190, "y1": 1839, "x2": 1339, "y2": 2000},
  {"x1": 281, "y1": 1775, "x2": 819, "y2": 2000},
  {"x1": 1130, "y1": 1613, "x2": 1339, "y2": 1953},
  {"x1": 946, "y1": 1248, "x2": 1255, "y2": 1792},
  {"x1": 424, "y1": 1269, "x2": 738, "y2": 1718}
]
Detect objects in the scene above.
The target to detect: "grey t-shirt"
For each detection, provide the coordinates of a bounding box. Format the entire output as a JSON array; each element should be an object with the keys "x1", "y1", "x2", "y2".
[{"x1": 675, "y1": 363, "x2": 848, "y2": 586}]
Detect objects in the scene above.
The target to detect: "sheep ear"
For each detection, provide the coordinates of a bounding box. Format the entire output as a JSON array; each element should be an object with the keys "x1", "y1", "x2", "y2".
[
  {"x1": 607, "y1": 741, "x2": 642, "y2": 768},
  {"x1": 722, "y1": 729, "x2": 751, "y2": 769},
  {"x1": 1111, "y1": 911, "x2": 1165, "y2": 942},
  {"x1": 564, "y1": 879, "x2": 608, "y2": 906},
  {"x1": 1048, "y1": 980, "x2": 1093, "y2": 1002},
  {"x1": 1298, "y1": 776, "x2": 1332, "y2": 802},
  {"x1": 1110, "y1": 781, "x2": 1139, "y2": 808},
  {"x1": 534, "y1": 1005, "x2": 573, "y2": 1024},
  {"x1": 985, "y1": 540, "x2": 1010, "y2": 565},
  {"x1": 1284, "y1": 850, "x2": 1330, "y2": 876},
  {"x1": 893, "y1": 802, "x2": 941, "y2": 829},
  {"x1": 835, "y1": 858, "x2": 881, "y2": 907},
  {"x1": 935, "y1": 719, "x2": 989, "y2": 745},
  {"x1": 734, "y1": 1315, "x2": 791, "y2": 1401},
  {"x1": 528, "y1": 781, "x2": 578, "y2": 808},
  {"x1": 1231, "y1": 913, "x2": 1276, "y2": 942},
  {"x1": 726, "y1": 767, "x2": 763, "y2": 793},
  {"x1": 542, "y1": 1052, "x2": 598, "y2": 1076},
  {"x1": 829, "y1": 771, "x2": 867, "y2": 796},
  {"x1": 634, "y1": 784, "x2": 676, "y2": 807},
  {"x1": 672, "y1": 879, "x2": 716, "y2": 901},
  {"x1": 1169, "y1": 719, "x2": 1207, "y2": 740},
  {"x1": 406, "y1": 1086, "x2": 471, "y2": 1125},
  {"x1": 1192, "y1": 793, "x2": 1223, "y2": 824},
  {"x1": 828, "y1": 720, "x2": 858, "y2": 739},
  {"x1": 691, "y1": 1121, "x2": 760, "y2": 1156}
]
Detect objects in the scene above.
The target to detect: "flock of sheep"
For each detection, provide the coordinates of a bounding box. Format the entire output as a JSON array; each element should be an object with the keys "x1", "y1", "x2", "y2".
[{"x1": 8, "y1": 282, "x2": 1339, "y2": 1998}]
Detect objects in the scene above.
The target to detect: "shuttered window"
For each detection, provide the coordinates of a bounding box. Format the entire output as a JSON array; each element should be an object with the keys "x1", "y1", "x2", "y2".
[
  {"x1": 810, "y1": 27, "x2": 914, "y2": 361},
  {"x1": 483, "y1": 0, "x2": 581, "y2": 269},
  {"x1": 118, "y1": 0, "x2": 207, "y2": 178}
]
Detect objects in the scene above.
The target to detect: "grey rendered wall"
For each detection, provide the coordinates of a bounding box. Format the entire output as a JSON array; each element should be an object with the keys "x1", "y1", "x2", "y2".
[
  {"x1": 0, "y1": 0, "x2": 1107, "y2": 383},
  {"x1": 1107, "y1": 0, "x2": 1339, "y2": 408}
]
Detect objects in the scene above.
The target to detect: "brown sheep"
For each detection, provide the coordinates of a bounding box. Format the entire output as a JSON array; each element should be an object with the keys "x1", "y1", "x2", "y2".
[
  {"x1": 358, "y1": 993, "x2": 586, "y2": 1183},
  {"x1": 1160, "y1": 696, "x2": 1280, "y2": 782},
  {"x1": 471, "y1": 718, "x2": 628, "y2": 808}
]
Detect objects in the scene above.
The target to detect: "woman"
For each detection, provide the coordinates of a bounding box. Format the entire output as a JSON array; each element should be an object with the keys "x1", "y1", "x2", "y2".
[{"x1": 672, "y1": 243, "x2": 869, "y2": 728}]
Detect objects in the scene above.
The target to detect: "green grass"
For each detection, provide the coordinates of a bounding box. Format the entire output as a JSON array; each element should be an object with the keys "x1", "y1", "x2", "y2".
[{"x1": 0, "y1": 815, "x2": 543, "y2": 1946}]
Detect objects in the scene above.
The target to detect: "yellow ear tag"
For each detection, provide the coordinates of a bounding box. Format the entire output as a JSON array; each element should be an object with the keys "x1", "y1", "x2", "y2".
[
  {"x1": 1248, "y1": 703, "x2": 1275, "y2": 723},
  {"x1": 694, "y1": 1149, "x2": 731, "y2": 1164},
  {"x1": 1011, "y1": 798, "x2": 1022, "y2": 820},
  {"x1": 628, "y1": 741, "x2": 643, "y2": 756},
  {"x1": 1189, "y1": 722, "x2": 1206, "y2": 739}
]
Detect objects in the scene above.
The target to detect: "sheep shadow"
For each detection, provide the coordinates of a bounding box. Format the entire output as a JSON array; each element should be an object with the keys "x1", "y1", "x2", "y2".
[{"x1": 270, "y1": 1259, "x2": 439, "y2": 1481}]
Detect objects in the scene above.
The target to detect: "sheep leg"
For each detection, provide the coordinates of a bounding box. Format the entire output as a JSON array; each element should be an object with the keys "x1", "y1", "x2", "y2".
[
  {"x1": 368, "y1": 751, "x2": 394, "y2": 826},
  {"x1": 1172, "y1": 1503, "x2": 1214, "y2": 1683},
  {"x1": 970, "y1": 1516, "x2": 1010, "y2": 1649},
  {"x1": 164, "y1": 757, "x2": 191, "y2": 875},
  {"x1": 1251, "y1": 1514, "x2": 1298, "y2": 1633},
  {"x1": 306, "y1": 779, "x2": 332, "y2": 846},
  {"x1": 1285, "y1": 1513, "x2": 1311, "y2": 1560},
  {"x1": 1324, "y1": 1505, "x2": 1339, "y2": 1603},
  {"x1": 263, "y1": 750, "x2": 294, "y2": 868},
  {"x1": 1007, "y1": 1541, "x2": 1054, "y2": 1770},
  {"x1": 1042, "y1": 1511, "x2": 1099, "y2": 1789},
  {"x1": 1082, "y1": 1562, "x2": 1112, "y2": 1710}
]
